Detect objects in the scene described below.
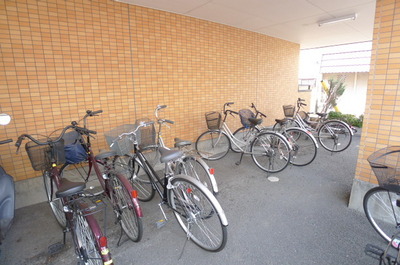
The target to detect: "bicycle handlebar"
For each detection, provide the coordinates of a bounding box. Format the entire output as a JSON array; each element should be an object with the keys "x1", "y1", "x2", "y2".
[
  {"x1": 0, "y1": 139, "x2": 12, "y2": 145},
  {"x1": 15, "y1": 119, "x2": 97, "y2": 153},
  {"x1": 250, "y1": 103, "x2": 267, "y2": 118},
  {"x1": 297, "y1": 98, "x2": 307, "y2": 108},
  {"x1": 110, "y1": 121, "x2": 154, "y2": 147}
]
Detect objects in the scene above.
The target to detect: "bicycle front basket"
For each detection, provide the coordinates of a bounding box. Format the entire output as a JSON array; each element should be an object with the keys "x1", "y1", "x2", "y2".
[
  {"x1": 105, "y1": 124, "x2": 136, "y2": 156},
  {"x1": 368, "y1": 146, "x2": 400, "y2": 192},
  {"x1": 238, "y1": 109, "x2": 256, "y2": 128},
  {"x1": 283, "y1": 105, "x2": 295, "y2": 118},
  {"x1": 135, "y1": 118, "x2": 156, "y2": 150},
  {"x1": 205, "y1": 111, "x2": 221, "y2": 130},
  {"x1": 25, "y1": 138, "x2": 65, "y2": 171}
]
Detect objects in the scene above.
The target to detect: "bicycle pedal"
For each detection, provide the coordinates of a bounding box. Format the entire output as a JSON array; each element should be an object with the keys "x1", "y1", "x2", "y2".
[
  {"x1": 48, "y1": 242, "x2": 64, "y2": 255},
  {"x1": 156, "y1": 219, "x2": 168, "y2": 229}
]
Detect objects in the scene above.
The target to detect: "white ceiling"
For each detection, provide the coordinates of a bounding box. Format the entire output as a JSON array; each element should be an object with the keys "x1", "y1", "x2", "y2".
[{"x1": 119, "y1": 0, "x2": 376, "y2": 49}]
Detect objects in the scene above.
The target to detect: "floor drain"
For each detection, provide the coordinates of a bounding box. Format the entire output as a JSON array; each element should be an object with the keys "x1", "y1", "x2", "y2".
[{"x1": 267, "y1": 176, "x2": 279, "y2": 182}]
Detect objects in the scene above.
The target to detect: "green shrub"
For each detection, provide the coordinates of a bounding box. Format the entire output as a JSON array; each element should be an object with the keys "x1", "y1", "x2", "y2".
[{"x1": 328, "y1": 111, "x2": 363, "y2": 128}]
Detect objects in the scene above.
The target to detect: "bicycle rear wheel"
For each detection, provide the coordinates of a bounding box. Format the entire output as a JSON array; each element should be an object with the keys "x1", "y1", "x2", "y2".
[
  {"x1": 285, "y1": 128, "x2": 317, "y2": 166},
  {"x1": 74, "y1": 213, "x2": 103, "y2": 265},
  {"x1": 251, "y1": 131, "x2": 291, "y2": 173},
  {"x1": 43, "y1": 171, "x2": 67, "y2": 228},
  {"x1": 232, "y1": 127, "x2": 260, "y2": 153},
  {"x1": 175, "y1": 155, "x2": 218, "y2": 195},
  {"x1": 113, "y1": 155, "x2": 155, "y2": 202},
  {"x1": 317, "y1": 120, "x2": 352, "y2": 152},
  {"x1": 195, "y1": 130, "x2": 230, "y2": 161},
  {"x1": 110, "y1": 174, "x2": 143, "y2": 242},
  {"x1": 168, "y1": 175, "x2": 228, "y2": 252},
  {"x1": 364, "y1": 187, "x2": 400, "y2": 243}
]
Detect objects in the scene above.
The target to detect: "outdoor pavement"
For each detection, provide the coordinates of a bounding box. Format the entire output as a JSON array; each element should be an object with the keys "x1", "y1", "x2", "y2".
[{"x1": 0, "y1": 130, "x2": 392, "y2": 265}]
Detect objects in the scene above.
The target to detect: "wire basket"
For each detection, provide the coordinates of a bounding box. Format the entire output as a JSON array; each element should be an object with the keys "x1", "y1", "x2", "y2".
[
  {"x1": 134, "y1": 118, "x2": 156, "y2": 150},
  {"x1": 25, "y1": 139, "x2": 66, "y2": 171},
  {"x1": 368, "y1": 146, "x2": 400, "y2": 192},
  {"x1": 283, "y1": 105, "x2": 295, "y2": 118},
  {"x1": 238, "y1": 109, "x2": 256, "y2": 128},
  {"x1": 105, "y1": 124, "x2": 136, "y2": 156},
  {"x1": 205, "y1": 111, "x2": 221, "y2": 130}
]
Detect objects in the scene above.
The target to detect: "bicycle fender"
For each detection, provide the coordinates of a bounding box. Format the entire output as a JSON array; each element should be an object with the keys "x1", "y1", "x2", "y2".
[
  {"x1": 116, "y1": 174, "x2": 144, "y2": 218},
  {"x1": 171, "y1": 174, "x2": 228, "y2": 227}
]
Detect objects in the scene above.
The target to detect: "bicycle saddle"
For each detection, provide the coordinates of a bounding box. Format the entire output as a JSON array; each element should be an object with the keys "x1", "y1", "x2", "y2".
[
  {"x1": 56, "y1": 179, "x2": 86, "y2": 198},
  {"x1": 316, "y1": 113, "x2": 328, "y2": 118},
  {"x1": 159, "y1": 147, "x2": 183, "y2": 163},
  {"x1": 248, "y1": 117, "x2": 262, "y2": 126},
  {"x1": 275, "y1": 119, "x2": 287, "y2": 125},
  {"x1": 95, "y1": 150, "x2": 117, "y2": 160},
  {"x1": 174, "y1": 138, "x2": 192, "y2": 148}
]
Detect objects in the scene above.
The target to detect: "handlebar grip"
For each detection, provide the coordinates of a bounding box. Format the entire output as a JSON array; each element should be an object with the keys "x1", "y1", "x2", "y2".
[
  {"x1": 0, "y1": 139, "x2": 13, "y2": 145},
  {"x1": 226, "y1": 102, "x2": 234, "y2": 106},
  {"x1": 164, "y1": 119, "x2": 174, "y2": 124},
  {"x1": 157, "y1": 105, "x2": 167, "y2": 109},
  {"x1": 87, "y1": 110, "x2": 103, "y2": 116},
  {"x1": 75, "y1": 126, "x2": 97, "y2": 135},
  {"x1": 298, "y1": 98, "x2": 305, "y2": 102}
]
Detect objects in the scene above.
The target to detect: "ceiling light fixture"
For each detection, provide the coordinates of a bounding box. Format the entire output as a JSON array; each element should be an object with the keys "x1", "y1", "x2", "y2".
[{"x1": 318, "y1": 13, "x2": 357, "y2": 27}]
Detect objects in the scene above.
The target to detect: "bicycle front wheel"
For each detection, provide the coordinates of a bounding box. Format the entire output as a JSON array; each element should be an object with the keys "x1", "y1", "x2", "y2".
[
  {"x1": 175, "y1": 155, "x2": 218, "y2": 195},
  {"x1": 195, "y1": 130, "x2": 230, "y2": 161},
  {"x1": 251, "y1": 132, "x2": 291, "y2": 173},
  {"x1": 363, "y1": 187, "x2": 400, "y2": 243},
  {"x1": 285, "y1": 128, "x2": 317, "y2": 166},
  {"x1": 43, "y1": 170, "x2": 67, "y2": 228},
  {"x1": 232, "y1": 127, "x2": 260, "y2": 153},
  {"x1": 113, "y1": 155, "x2": 155, "y2": 202},
  {"x1": 110, "y1": 174, "x2": 143, "y2": 242},
  {"x1": 74, "y1": 213, "x2": 103, "y2": 265},
  {"x1": 317, "y1": 120, "x2": 352, "y2": 152},
  {"x1": 168, "y1": 175, "x2": 228, "y2": 252}
]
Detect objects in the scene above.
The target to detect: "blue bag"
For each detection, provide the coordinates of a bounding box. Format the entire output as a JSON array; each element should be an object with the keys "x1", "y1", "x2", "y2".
[{"x1": 63, "y1": 131, "x2": 87, "y2": 164}]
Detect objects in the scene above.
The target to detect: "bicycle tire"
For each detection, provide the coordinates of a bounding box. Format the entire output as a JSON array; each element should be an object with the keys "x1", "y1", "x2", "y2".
[
  {"x1": 74, "y1": 212, "x2": 103, "y2": 265},
  {"x1": 364, "y1": 187, "x2": 400, "y2": 243},
  {"x1": 272, "y1": 118, "x2": 300, "y2": 131},
  {"x1": 250, "y1": 131, "x2": 291, "y2": 173},
  {"x1": 195, "y1": 130, "x2": 230, "y2": 161},
  {"x1": 43, "y1": 170, "x2": 67, "y2": 228},
  {"x1": 113, "y1": 155, "x2": 155, "y2": 202},
  {"x1": 232, "y1": 127, "x2": 260, "y2": 153},
  {"x1": 110, "y1": 173, "x2": 143, "y2": 242},
  {"x1": 167, "y1": 175, "x2": 228, "y2": 252},
  {"x1": 175, "y1": 155, "x2": 218, "y2": 195},
  {"x1": 317, "y1": 120, "x2": 352, "y2": 152},
  {"x1": 285, "y1": 128, "x2": 318, "y2": 166}
]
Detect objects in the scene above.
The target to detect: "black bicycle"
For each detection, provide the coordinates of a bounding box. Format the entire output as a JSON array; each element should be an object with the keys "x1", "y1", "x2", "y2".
[{"x1": 110, "y1": 121, "x2": 229, "y2": 252}]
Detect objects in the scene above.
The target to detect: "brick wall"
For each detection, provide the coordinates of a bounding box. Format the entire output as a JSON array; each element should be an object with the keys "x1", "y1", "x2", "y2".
[
  {"x1": 0, "y1": 0, "x2": 305, "y2": 181},
  {"x1": 354, "y1": 0, "x2": 400, "y2": 185}
]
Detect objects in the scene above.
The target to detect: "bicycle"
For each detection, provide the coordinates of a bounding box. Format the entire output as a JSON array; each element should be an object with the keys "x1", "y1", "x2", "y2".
[
  {"x1": 110, "y1": 121, "x2": 228, "y2": 252},
  {"x1": 15, "y1": 126, "x2": 113, "y2": 265},
  {"x1": 195, "y1": 102, "x2": 292, "y2": 173},
  {"x1": 232, "y1": 103, "x2": 318, "y2": 167},
  {"x1": 273, "y1": 98, "x2": 353, "y2": 152},
  {"x1": 38, "y1": 110, "x2": 144, "y2": 243},
  {"x1": 363, "y1": 146, "x2": 400, "y2": 245}
]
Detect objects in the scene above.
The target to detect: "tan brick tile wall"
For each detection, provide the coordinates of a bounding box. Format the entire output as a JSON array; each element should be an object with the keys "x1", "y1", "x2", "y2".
[
  {"x1": 0, "y1": 0, "x2": 305, "y2": 181},
  {"x1": 355, "y1": 0, "x2": 400, "y2": 185}
]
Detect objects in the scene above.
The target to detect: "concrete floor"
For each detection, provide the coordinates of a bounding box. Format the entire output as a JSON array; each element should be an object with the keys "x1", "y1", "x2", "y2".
[{"x1": 0, "y1": 130, "x2": 395, "y2": 265}]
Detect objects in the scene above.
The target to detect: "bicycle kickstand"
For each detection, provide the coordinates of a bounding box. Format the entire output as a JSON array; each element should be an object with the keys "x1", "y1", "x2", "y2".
[
  {"x1": 156, "y1": 202, "x2": 169, "y2": 229},
  {"x1": 235, "y1": 152, "x2": 244, "y2": 166}
]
